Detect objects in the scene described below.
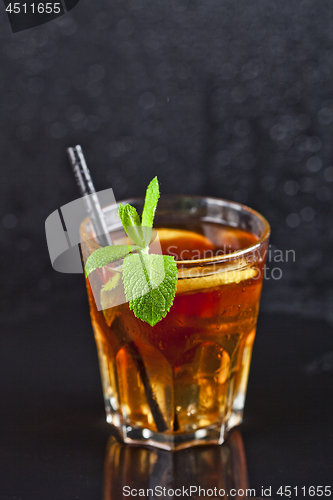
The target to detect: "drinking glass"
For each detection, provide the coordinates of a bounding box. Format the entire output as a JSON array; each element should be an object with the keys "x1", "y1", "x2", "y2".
[{"x1": 80, "y1": 196, "x2": 270, "y2": 450}]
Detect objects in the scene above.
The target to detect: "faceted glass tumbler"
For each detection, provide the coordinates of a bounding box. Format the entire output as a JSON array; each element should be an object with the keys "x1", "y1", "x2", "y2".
[{"x1": 80, "y1": 196, "x2": 270, "y2": 451}]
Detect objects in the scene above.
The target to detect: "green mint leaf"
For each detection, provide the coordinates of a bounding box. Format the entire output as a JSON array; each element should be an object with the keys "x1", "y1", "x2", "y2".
[
  {"x1": 142, "y1": 177, "x2": 160, "y2": 229},
  {"x1": 118, "y1": 203, "x2": 141, "y2": 229},
  {"x1": 84, "y1": 245, "x2": 137, "y2": 277},
  {"x1": 123, "y1": 253, "x2": 177, "y2": 326},
  {"x1": 118, "y1": 203, "x2": 145, "y2": 247}
]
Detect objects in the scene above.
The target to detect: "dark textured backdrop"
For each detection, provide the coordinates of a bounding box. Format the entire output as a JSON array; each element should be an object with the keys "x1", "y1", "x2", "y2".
[
  {"x1": 1, "y1": 0, "x2": 333, "y2": 324},
  {"x1": 1, "y1": 2, "x2": 333, "y2": 497}
]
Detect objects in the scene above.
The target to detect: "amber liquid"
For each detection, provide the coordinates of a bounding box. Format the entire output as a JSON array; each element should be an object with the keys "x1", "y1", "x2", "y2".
[{"x1": 86, "y1": 221, "x2": 264, "y2": 435}]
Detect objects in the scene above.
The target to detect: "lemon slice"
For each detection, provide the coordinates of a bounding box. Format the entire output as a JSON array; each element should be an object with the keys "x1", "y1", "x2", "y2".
[
  {"x1": 151, "y1": 228, "x2": 215, "y2": 258},
  {"x1": 100, "y1": 273, "x2": 126, "y2": 326},
  {"x1": 176, "y1": 259, "x2": 258, "y2": 295}
]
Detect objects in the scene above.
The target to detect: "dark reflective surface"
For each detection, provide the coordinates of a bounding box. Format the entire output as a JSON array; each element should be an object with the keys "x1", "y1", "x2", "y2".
[
  {"x1": 103, "y1": 430, "x2": 248, "y2": 500},
  {"x1": 1, "y1": 302, "x2": 332, "y2": 499}
]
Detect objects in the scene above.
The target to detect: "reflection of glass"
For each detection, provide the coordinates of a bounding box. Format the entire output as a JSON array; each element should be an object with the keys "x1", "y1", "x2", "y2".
[
  {"x1": 103, "y1": 430, "x2": 249, "y2": 500},
  {"x1": 80, "y1": 196, "x2": 270, "y2": 450}
]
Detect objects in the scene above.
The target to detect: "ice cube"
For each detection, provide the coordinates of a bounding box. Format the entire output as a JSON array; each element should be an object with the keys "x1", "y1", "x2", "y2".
[{"x1": 174, "y1": 341, "x2": 231, "y2": 429}]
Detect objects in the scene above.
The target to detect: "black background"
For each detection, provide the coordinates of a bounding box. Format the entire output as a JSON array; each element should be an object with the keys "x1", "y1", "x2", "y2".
[{"x1": 0, "y1": 0, "x2": 332, "y2": 498}]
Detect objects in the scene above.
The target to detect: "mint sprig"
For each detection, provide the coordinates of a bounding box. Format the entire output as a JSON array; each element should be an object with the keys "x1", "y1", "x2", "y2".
[{"x1": 84, "y1": 177, "x2": 178, "y2": 326}]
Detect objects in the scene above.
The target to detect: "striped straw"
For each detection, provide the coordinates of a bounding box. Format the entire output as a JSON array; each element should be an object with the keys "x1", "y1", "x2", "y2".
[{"x1": 67, "y1": 145, "x2": 113, "y2": 248}]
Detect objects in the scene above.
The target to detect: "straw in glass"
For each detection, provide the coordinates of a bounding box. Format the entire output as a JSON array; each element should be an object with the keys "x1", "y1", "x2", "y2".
[
  {"x1": 67, "y1": 145, "x2": 113, "y2": 248},
  {"x1": 67, "y1": 145, "x2": 168, "y2": 433}
]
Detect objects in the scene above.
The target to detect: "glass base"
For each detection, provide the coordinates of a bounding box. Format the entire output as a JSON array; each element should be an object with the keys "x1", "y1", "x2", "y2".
[
  {"x1": 106, "y1": 409, "x2": 244, "y2": 451},
  {"x1": 123, "y1": 425, "x2": 225, "y2": 451}
]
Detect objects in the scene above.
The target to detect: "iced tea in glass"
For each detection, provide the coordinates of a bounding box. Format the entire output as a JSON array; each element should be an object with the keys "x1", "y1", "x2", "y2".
[{"x1": 80, "y1": 196, "x2": 270, "y2": 450}]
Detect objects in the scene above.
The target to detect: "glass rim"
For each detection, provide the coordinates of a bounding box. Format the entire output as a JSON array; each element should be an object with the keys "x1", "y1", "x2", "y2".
[{"x1": 81, "y1": 194, "x2": 271, "y2": 267}]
